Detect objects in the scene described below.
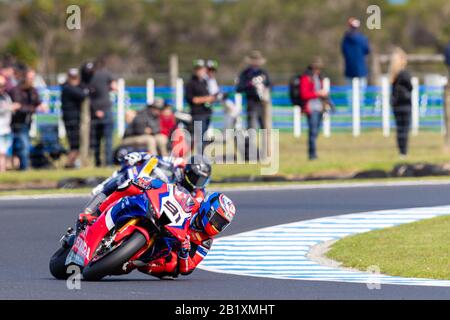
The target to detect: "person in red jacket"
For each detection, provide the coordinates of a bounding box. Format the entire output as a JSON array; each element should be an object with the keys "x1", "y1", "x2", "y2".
[
  {"x1": 159, "y1": 105, "x2": 176, "y2": 137},
  {"x1": 299, "y1": 57, "x2": 329, "y2": 160},
  {"x1": 159, "y1": 104, "x2": 176, "y2": 156}
]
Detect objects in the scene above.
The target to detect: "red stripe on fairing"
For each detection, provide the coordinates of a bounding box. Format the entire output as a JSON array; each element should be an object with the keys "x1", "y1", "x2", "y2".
[
  {"x1": 70, "y1": 231, "x2": 89, "y2": 265},
  {"x1": 83, "y1": 214, "x2": 110, "y2": 261}
]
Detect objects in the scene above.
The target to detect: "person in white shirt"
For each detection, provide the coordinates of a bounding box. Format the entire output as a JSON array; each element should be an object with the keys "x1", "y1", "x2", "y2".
[
  {"x1": 0, "y1": 75, "x2": 19, "y2": 171},
  {"x1": 206, "y1": 60, "x2": 241, "y2": 130}
]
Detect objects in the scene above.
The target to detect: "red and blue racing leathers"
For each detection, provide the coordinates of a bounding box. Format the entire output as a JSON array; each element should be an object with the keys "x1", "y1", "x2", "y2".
[{"x1": 94, "y1": 178, "x2": 211, "y2": 278}]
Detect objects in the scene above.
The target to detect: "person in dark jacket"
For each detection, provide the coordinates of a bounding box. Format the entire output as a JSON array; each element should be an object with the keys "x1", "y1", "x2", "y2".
[
  {"x1": 61, "y1": 68, "x2": 88, "y2": 168},
  {"x1": 445, "y1": 41, "x2": 450, "y2": 75},
  {"x1": 122, "y1": 98, "x2": 164, "y2": 155},
  {"x1": 389, "y1": 48, "x2": 412, "y2": 157},
  {"x1": 341, "y1": 17, "x2": 370, "y2": 107},
  {"x1": 185, "y1": 59, "x2": 218, "y2": 155},
  {"x1": 89, "y1": 58, "x2": 117, "y2": 167},
  {"x1": 299, "y1": 57, "x2": 329, "y2": 160},
  {"x1": 236, "y1": 50, "x2": 272, "y2": 130},
  {"x1": 9, "y1": 69, "x2": 47, "y2": 170}
]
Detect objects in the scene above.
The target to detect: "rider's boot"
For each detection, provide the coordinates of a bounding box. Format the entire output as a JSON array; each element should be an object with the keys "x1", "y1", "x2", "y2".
[{"x1": 135, "y1": 252, "x2": 179, "y2": 280}]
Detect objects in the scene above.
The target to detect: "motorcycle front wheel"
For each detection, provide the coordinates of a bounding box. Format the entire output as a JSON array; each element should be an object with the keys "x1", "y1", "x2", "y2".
[
  {"x1": 49, "y1": 246, "x2": 71, "y2": 280},
  {"x1": 82, "y1": 232, "x2": 147, "y2": 281}
]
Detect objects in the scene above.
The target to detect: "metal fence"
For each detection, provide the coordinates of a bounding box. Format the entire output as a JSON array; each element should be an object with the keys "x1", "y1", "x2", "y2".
[{"x1": 32, "y1": 77, "x2": 447, "y2": 139}]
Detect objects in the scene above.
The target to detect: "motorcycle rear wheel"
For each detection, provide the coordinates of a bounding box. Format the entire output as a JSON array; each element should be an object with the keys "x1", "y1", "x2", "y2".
[{"x1": 82, "y1": 232, "x2": 147, "y2": 281}]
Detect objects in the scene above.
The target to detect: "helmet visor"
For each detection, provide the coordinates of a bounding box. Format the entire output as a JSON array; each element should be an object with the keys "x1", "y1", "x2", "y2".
[
  {"x1": 186, "y1": 172, "x2": 210, "y2": 188},
  {"x1": 209, "y1": 210, "x2": 229, "y2": 233}
]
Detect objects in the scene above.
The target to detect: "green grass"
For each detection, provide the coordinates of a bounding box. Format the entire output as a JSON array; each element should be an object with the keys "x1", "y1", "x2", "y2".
[
  {"x1": 0, "y1": 167, "x2": 114, "y2": 184},
  {"x1": 0, "y1": 188, "x2": 92, "y2": 196},
  {"x1": 327, "y1": 215, "x2": 450, "y2": 280},
  {"x1": 211, "y1": 130, "x2": 450, "y2": 180},
  {"x1": 1, "y1": 130, "x2": 450, "y2": 185}
]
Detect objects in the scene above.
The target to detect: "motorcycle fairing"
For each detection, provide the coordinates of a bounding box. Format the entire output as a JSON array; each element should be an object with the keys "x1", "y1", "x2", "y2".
[
  {"x1": 65, "y1": 213, "x2": 110, "y2": 267},
  {"x1": 65, "y1": 195, "x2": 149, "y2": 267},
  {"x1": 107, "y1": 194, "x2": 149, "y2": 227},
  {"x1": 64, "y1": 182, "x2": 191, "y2": 271},
  {"x1": 149, "y1": 184, "x2": 191, "y2": 241}
]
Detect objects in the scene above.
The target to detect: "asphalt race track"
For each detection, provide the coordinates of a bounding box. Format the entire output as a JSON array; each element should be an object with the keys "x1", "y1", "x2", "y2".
[{"x1": 2, "y1": 183, "x2": 450, "y2": 299}]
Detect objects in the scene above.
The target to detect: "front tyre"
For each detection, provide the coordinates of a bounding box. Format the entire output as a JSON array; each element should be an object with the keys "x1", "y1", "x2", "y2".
[
  {"x1": 49, "y1": 247, "x2": 71, "y2": 280},
  {"x1": 82, "y1": 232, "x2": 147, "y2": 281}
]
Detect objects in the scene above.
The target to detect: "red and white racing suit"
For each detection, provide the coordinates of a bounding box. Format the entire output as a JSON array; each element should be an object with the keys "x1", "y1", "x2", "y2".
[
  {"x1": 87, "y1": 178, "x2": 211, "y2": 278},
  {"x1": 140, "y1": 224, "x2": 213, "y2": 277}
]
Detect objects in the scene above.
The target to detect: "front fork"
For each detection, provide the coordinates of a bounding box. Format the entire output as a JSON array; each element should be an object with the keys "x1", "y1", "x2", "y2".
[
  {"x1": 111, "y1": 218, "x2": 156, "y2": 273},
  {"x1": 113, "y1": 218, "x2": 155, "y2": 261},
  {"x1": 60, "y1": 227, "x2": 76, "y2": 249}
]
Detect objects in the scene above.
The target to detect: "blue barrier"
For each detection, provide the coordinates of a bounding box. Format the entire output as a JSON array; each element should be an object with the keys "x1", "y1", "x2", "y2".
[{"x1": 35, "y1": 84, "x2": 445, "y2": 134}]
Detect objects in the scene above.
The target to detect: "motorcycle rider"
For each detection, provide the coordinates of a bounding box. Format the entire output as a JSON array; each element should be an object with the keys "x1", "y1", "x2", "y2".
[
  {"x1": 177, "y1": 154, "x2": 211, "y2": 202},
  {"x1": 78, "y1": 176, "x2": 235, "y2": 279},
  {"x1": 137, "y1": 191, "x2": 236, "y2": 279},
  {"x1": 79, "y1": 153, "x2": 212, "y2": 225}
]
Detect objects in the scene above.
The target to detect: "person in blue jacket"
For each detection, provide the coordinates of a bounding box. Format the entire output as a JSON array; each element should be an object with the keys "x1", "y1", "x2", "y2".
[
  {"x1": 444, "y1": 41, "x2": 450, "y2": 75},
  {"x1": 341, "y1": 17, "x2": 371, "y2": 108}
]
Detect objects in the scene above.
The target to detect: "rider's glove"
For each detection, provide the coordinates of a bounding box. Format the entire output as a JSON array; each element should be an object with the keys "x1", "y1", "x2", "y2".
[
  {"x1": 124, "y1": 152, "x2": 143, "y2": 166},
  {"x1": 178, "y1": 235, "x2": 191, "y2": 259},
  {"x1": 78, "y1": 212, "x2": 97, "y2": 226},
  {"x1": 172, "y1": 157, "x2": 186, "y2": 168}
]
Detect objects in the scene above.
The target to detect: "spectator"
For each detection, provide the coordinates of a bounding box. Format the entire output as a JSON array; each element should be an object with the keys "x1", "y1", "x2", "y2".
[
  {"x1": 389, "y1": 48, "x2": 412, "y2": 158},
  {"x1": 341, "y1": 17, "x2": 370, "y2": 106},
  {"x1": 185, "y1": 59, "x2": 217, "y2": 154},
  {"x1": 206, "y1": 60, "x2": 221, "y2": 96},
  {"x1": 13, "y1": 62, "x2": 27, "y2": 86},
  {"x1": 236, "y1": 50, "x2": 271, "y2": 130},
  {"x1": 159, "y1": 104, "x2": 177, "y2": 156},
  {"x1": 0, "y1": 75, "x2": 18, "y2": 172},
  {"x1": 149, "y1": 100, "x2": 169, "y2": 156},
  {"x1": 9, "y1": 69, "x2": 47, "y2": 170},
  {"x1": 61, "y1": 68, "x2": 88, "y2": 168},
  {"x1": 299, "y1": 57, "x2": 329, "y2": 160},
  {"x1": 206, "y1": 59, "x2": 241, "y2": 130},
  {"x1": 445, "y1": 40, "x2": 450, "y2": 75},
  {"x1": 89, "y1": 58, "x2": 117, "y2": 167},
  {"x1": 80, "y1": 61, "x2": 95, "y2": 86},
  {"x1": 0, "y1": 56, "x2": 17, "y2": 92},
  {"x1": 122, "y1": 98, "x2": 164, "y2": 156}
]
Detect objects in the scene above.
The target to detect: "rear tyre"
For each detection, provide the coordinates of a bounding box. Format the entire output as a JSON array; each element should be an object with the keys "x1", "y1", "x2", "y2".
[
  {"x1": 49, "y1": 247, "x2": 71, "y2": 280},
  {"x1": 82, "y1": 232, "x2": 147, "y2": 281}
]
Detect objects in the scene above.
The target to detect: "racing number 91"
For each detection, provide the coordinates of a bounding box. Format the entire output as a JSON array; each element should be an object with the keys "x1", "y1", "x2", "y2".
[{"x1": 163, "y1": 200, "x2": 181, "y2": 223}]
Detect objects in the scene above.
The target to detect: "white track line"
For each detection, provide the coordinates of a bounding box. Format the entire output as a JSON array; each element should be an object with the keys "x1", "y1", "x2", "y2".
[
  {"x1": 0, "y1": 193, "x2": 89, "y2": 201},
  {"x1": 199, "y1": 205, "x2": 450, "y2": 287},
  {"x1": 2, "y1": 179, "x2": 450, "y2": 201}
]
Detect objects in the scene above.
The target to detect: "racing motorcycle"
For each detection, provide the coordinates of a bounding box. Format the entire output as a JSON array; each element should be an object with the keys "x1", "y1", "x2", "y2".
[{"x1": 49, "y1": 181, "x2": 192, "y2": 281}]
